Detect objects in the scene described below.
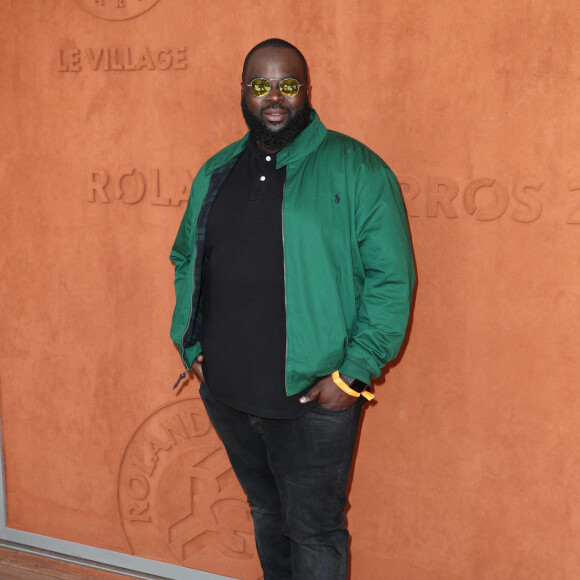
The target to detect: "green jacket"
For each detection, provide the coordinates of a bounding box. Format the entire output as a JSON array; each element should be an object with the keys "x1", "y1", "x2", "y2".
[{"x1": 170, "y1": 109, "x2": 415, "y2": 396}]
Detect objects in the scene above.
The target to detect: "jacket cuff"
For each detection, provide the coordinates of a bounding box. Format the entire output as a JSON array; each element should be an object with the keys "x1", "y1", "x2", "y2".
[{"x1": 338, "y1": 356, "x2": 372, "y2": 386}]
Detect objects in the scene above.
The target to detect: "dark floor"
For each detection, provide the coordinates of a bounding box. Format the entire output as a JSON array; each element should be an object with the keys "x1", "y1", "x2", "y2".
[{"x1": 0, "y1": 547, "x2": 132, "y2": 580}]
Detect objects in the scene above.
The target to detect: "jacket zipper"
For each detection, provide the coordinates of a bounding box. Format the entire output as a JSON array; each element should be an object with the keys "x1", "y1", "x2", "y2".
[
  {"x1": 173, "y1": 154, "x2": 246, "y2": 391},
  {"x1": 281, "y1": 181, "x2": 289, "y2": 396},
  {"x1": 177, "y1": 242, "x2": 197, "y2": 368},
  {"x1": 173, "y1": 242, "x2": 196, "y2": 390}
]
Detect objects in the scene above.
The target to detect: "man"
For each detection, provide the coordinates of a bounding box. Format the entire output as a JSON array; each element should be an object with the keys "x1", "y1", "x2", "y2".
[{"x1": 170, "y1": 38, "x2": 415, "y2": 579}]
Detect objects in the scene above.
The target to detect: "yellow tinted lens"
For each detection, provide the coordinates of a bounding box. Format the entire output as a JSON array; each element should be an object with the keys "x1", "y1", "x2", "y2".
[
  {"x1": 279, "y1": 78, "x2": 300, "y2": 97},
  {"x1": 250, "y1": 78, "x2": 271, "y2": 96}
]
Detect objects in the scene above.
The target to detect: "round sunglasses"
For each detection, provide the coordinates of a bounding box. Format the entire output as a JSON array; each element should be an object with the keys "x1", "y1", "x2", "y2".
[{"x1": 246, "y1": 77, "x2": 305, "y2": 98}]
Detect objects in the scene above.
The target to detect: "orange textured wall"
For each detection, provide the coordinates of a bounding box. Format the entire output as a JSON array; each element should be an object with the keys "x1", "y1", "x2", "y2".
[{"x1": 1, "y1": 1, "x2": 579, "y2": 579}]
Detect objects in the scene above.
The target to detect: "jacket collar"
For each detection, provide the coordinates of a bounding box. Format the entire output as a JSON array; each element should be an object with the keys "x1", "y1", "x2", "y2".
[
  {"x1": 275, "y1": 108, "x2": 327, "y2": 169},
  {"x1": 203, "y1": 108, "x2": 326, "y2": 175}
]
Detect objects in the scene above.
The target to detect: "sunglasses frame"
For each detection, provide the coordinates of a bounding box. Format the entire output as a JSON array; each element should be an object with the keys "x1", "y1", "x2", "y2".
[{"x1": 245, "y1": 77, "x2": 305, "y2": 98}]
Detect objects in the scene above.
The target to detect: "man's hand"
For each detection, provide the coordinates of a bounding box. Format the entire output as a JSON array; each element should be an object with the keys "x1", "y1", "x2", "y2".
[
  {"x1": 191, "y1": 354, "x2": 205, "y2": 383},
  {"x1": 299, "y1": 374, "x2": 359, "y2": 411}
]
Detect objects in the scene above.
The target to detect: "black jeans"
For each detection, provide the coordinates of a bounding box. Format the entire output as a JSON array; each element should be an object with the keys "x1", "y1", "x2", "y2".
[{"x1": 200, "y1": 384, "x2": 363, "y2": 580}]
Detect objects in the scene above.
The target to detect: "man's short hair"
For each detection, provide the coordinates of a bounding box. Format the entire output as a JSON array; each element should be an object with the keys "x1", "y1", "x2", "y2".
[{"x1": 242, "y1": 38, "x2": 308, "y2": 81}]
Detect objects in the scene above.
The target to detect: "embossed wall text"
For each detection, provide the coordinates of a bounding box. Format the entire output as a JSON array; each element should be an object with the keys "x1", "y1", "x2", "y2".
[
  {"x1": 88, "y1": 168, "x2": 193, "y2": 206},
  {"x1": 58, "y1": 47, "x2": 187, "y2": 72},
  {"x1": 87, "y1": 169, "x2": 580, "y2": 223},
  {"x1": 399, "y1": 175, "x2": 580, "y2": 223},
  {"x1": 118, "y1": 398, "x2": 260, "y2": 578}
]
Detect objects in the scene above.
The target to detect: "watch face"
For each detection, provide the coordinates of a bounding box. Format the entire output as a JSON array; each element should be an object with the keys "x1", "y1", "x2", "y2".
[
  {"x1": 74, "y1": 0, "x2": 161, "y2": 21},
  {"x1": 350, "y1": 380, "x2": 368, "y2": 392},
  {"x1": 339, "y1": 373, "x2": 367, "y2": 392}
]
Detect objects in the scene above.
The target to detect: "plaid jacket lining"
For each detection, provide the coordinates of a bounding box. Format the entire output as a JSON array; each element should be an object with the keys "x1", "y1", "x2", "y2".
[{"x1": 183, "y1": 153, "x2": 243, "y2": 350}]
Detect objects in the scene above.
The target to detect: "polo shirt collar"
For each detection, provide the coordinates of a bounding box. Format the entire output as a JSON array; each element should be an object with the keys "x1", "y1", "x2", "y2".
[{"x1": 246, "y1": 134, "x2": 274, "y2": 159}]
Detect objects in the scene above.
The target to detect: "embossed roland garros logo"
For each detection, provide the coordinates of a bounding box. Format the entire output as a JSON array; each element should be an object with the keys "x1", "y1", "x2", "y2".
[
  {"x1": 74, "y1": 0, "x2": 161, "y2": 21},
  {"x1": 118, "y1": 398, "x2": 262, "y2": 579}
]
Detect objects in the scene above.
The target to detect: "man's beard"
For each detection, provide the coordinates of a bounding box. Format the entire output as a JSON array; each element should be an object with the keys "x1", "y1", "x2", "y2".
[{"x1": 241, "y1": 97, "x2": 311, "y2": 152}]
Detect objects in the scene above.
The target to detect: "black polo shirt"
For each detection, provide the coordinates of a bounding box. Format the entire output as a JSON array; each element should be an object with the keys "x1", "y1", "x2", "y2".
[{"x1": 200, "y1": 137, "x2": 316, "y2": 419}]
